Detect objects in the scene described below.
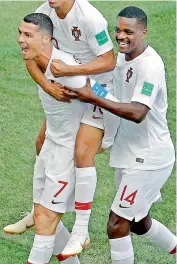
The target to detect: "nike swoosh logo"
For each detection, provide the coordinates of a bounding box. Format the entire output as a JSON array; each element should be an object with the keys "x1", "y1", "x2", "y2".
[
  {"x1": 92, "y1": 115, "x2": 103, "y2": 119},
  {"x1": 52, "y1": 200, "x2": 64, "y2": 204},
  {"x1": 119, "y1": 204, "x2": 130, "y2": 208}
]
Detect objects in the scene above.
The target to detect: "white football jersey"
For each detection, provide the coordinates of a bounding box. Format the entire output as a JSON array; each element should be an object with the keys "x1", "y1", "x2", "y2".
[
  {"x1": 110, "y1": 46, "x2": 175, "y2": 170},
  {"x1": 35, "y1": 0, "x2": 113, "y2": 84},
  {"x1": 38, "y1": 47, "x2": 88, "y2": 149}
]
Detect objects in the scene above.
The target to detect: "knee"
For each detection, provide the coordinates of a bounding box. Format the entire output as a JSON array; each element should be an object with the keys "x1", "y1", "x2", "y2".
[
  {"x1": 34, "y1": 207, "x2": 60, "y2": 235},
  {"x1": 107, "y1": 211, "x2": 131, "y2": 239},
  {"x1": 75, "y1": 144, "x2": 95, "y2": 167},
  {"x1": 131, "y1": 215, "x2": 152, "y2": 235}
]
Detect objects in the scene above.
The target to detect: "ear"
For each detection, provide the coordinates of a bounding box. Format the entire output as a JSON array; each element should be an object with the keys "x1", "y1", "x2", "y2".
[
  {"x1": 42, "y1": 35, "x2": 51, "y2": 45},
  {"x1": 141, "y1": 28, "x2": 147, "y2": 40}
]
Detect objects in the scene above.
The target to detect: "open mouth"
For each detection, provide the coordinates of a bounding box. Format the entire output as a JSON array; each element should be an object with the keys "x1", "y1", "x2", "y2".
[
  {"x1": 117, "y1": 40, "x2": 130, "y2": 48},
  {"x1": 20, "y1": 45, "x2": 29, "y2": 54}
]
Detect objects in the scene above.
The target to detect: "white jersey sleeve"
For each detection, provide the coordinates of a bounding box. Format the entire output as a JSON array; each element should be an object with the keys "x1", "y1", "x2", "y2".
[
  {"x1": 82, "y1": 16, "x2": 113, "y2": 57},
  {"x1": 131, "y1": 58, "x2": 165, "y2": 109}
]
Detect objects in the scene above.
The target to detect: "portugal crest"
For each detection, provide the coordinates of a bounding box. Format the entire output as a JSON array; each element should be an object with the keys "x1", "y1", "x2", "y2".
[
  {"x1": 72, "y1": 26, "x2": 81, "y2": 41},
  {"x1": 126, "y1": 67, "x2": 133, "y2": 83}
]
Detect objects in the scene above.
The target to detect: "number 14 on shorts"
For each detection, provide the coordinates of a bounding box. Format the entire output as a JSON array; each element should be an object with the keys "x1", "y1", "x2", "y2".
[{"x1": 120, "y1": 185, "x2": 138, "y2": 206}]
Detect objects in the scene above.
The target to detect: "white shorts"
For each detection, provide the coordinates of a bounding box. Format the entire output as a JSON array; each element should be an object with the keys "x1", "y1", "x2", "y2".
[
  {"x1": 111, "y1": 164, "x2": 174, "y2": 222},
  {"x1": 33, "y1": 138, "x2": 75, "y2": 213},
  {"x1": 81, "y1": 80, "x2": 113, "y2": 130}
]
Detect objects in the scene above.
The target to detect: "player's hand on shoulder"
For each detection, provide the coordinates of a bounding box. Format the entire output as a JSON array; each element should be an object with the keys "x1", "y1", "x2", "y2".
[
  {"x1": 50, "y1": 59, "x2": 68, "y2": 77},
  {"x1": 63, "y1": 78, "x2": 95, "y2": 103},
  {"x1": 46, "y1": 81, "x2": 72, "y2": 102}
]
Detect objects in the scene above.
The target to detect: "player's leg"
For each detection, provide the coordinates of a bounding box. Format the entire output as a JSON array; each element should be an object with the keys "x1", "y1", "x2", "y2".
[
  {"x1": 27, "y1": 203, "x2": 62, "y2": 264},
  {"x1": 108, "y1": 165, "x2": 177, "y2": 263},
  {"x1": 53, "y1": 222, "x2": 80, "y2": 263},
  {"x1": 28, "y1": 139, "x2": 75, "y2": 263},
  {"x1": 130, "y1": 164, "x2": 177, "y2": 254},
  {"x1": 61, "y1": 112, "x2": 104, "y2": 257},
  {"x1": 3, "y1": 119, "x2": 46, "y2": 234},
  {"x1": 131, "y1": 214, "x2": 177, "y2": 254},
  {"x1": 108, "y1": 212, "x2": 134, "y2": 264},
  {"x1": 108, "y1": 169, "x2": 135, "y2": 264}
]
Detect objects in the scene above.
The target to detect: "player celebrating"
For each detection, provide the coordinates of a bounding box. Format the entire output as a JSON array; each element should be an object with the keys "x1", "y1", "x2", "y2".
[
  {"x1": 17, "y1": 12, "x2": 119, "y2": 264},
  {"x1": 4, "y1": 0, "x2": 119, "y2": 257},
  {"x1": 62, "y1": 6, "x2": 177, "y2": 263}
]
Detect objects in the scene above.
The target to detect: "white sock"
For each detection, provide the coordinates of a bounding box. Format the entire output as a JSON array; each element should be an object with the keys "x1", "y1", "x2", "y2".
[
  {"x1": 53, "y1": 222, "x2": 80, "y2": 263},
  {"x1": 140, "y1": 218, "x2": 177, "y2": 253},
  {"x1": 110, "y1": 235, "x2": 134, "y2": 264},
  {"x1": 28, "y1": 234, "x2": 55, "y2": 264},
  {"x1": 73, "y1": 167, "x2": 97, "y2": 236}
]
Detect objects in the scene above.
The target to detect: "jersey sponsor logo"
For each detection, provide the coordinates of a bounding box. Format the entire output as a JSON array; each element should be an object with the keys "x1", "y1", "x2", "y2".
[
  {"x1": 141, "y1": 82, "x2": 154, "y2": 96},
  {"x1": 119, "y1": 204, "x2": 130, "y2": 209},
  {"x1": 126, "y1": 67, "x2": 133, "y2": 83},
  {"x1": 95, "y1": 30, "x2": 108, "y2": 46},
  {"x1": 92, "y1": 115, "x2": 103, "y2": 119},
  {"x1": 136, "y1": 158, "x2": 144, "y2": 163},
  {"x1": 52, "y1": 200, "x2": 64, "y2": 204},
  {"x1": 72, "y1": 26, "x2": 81, "y2": 41}
]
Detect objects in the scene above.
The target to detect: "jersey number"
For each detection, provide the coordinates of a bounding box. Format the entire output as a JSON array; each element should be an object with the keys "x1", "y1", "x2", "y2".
[
  {"x1": 120, "y1": 185, "x2": 138, "y2": 205},
  {"x1": 54, "y1": 181, "x2": 68, "y2": 198}
]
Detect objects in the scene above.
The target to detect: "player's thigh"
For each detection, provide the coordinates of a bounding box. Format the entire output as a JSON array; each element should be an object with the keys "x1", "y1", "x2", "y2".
[
  {"x1": 111, "y1": 165, "x2": 174, "y2": 222},
  {"x1": 41, "y1": 144, "x2": 75, "y2": 214},
  {"x1": 75, "y1": 123, "x2": 104, "y2": 166}
]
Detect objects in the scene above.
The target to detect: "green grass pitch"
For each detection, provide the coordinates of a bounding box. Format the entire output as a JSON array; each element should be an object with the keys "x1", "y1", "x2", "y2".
[{"x1": 0, "y1": 1, "x2": 176, "y2": 263}]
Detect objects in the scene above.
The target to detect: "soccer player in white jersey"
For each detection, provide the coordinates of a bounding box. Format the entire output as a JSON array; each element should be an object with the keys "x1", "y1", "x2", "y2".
[
  {"x1": 17, "y1": 12, "x2": 119, "y2": 263},
  {"x1": 17, "y1": 12, "x2": 103, "y2": 264},
  {"x1": 63, "y1": 6, "x2": 177, "y2": 263},
  {"x1": 4, "y1": 0, "x2": 119, "y2": 257}
]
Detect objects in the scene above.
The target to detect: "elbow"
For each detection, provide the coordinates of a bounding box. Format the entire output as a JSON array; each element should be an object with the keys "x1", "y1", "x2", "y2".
[{"x1": 132, "y1": 113, "x2": 145, "y2": 123}]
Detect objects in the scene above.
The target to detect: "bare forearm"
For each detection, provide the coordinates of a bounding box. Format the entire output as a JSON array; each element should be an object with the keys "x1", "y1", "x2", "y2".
[
  {"x1": 64, "y1": 51, "x2": 115, "y2": 76},
  {"x1": 90, "y1": 96, "x2": 147, "y2": 123}
]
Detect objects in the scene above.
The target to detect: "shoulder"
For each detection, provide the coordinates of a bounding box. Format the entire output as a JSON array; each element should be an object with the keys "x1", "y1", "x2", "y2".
[
  {"x1": 77, "y1": 0, "x2": 107, "y2": 27},
  {"x1": 137, "y1": 46, "x2": 165, "y2": 73},
  {"x1": 52, "y1": 48, "x2": 78, "y2": 65},
  {"x1": 35, "y1": 1, "x2": 52, "y2": 14}
]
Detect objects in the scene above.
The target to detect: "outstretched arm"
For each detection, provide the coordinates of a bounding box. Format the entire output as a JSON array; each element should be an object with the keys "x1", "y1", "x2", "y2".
[{"x1": 63, "y1": 78, "x2": 149, "y2": 123}]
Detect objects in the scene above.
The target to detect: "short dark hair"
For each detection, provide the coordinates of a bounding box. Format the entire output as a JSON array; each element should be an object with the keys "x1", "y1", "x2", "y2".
[
  {"x1": 118, "y1": 6, "x2": 147, "y2": 27},
  {"x1": 23, "y1": 13, "x2": 53, "y2": 36}
]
